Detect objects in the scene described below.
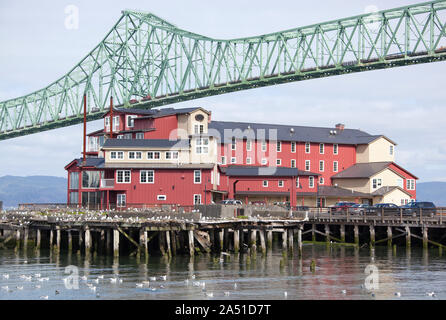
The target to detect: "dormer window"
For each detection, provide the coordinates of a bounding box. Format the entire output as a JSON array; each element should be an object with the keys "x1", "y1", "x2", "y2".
[{"x1": 194, "y1": 124, "x2": 204, "y2": 134}]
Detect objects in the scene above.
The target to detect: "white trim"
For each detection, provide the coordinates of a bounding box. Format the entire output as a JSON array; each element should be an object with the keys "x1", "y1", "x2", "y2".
[
  {"x1": 140, "y1": 170, "x2": 154, "y2": 184},
  {"x1": 116, "y1": 170, "x2": 131, "y2": 184},
  {"x1": 157, "y1": 195, "x2": 167, "y2": 201},
  {"x1": 194, "y1": 170, "x2": 202, "y2": 184},
  {"x1": 263, "y1": 180, "x2": 268, "y2": 187}
]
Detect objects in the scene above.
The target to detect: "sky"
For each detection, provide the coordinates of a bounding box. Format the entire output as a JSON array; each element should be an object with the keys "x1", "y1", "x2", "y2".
[{"x1": 0, "y1": 0, "x2": 445, "y2": 182}]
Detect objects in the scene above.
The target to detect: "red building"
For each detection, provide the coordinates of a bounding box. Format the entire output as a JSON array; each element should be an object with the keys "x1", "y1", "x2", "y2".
[{"x1": 65, "y1": 106, "x2": 417, "y2": 209}]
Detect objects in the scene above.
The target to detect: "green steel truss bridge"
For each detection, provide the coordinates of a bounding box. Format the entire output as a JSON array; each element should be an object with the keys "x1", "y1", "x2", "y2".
[{"x1": 1, "y1": 0, "x2": 446, "y2": 141}]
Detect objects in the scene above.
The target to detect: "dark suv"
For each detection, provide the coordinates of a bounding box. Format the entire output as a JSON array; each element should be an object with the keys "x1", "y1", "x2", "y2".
[{"x1": 401, "y1": 201, "x2": 436, "y2": 217}]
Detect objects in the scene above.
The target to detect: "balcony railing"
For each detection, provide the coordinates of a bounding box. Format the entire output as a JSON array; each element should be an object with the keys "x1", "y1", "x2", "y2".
[{"x1": 101, "y1": 179, "x2": 114, "y2": 188}]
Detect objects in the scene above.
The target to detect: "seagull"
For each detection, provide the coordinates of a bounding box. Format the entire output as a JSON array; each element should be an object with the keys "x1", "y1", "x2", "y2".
[
  {"x1": 394, "y1": 292, "x2": 401, "y2": 297},
  {"x1": 159, "y1": 285, "x2": 165, "y2": 289},
  {"x1": 149, "y1": 276, "x2": 156, "y2": 281},
  {"x1": 136, "y1": 283, "x2": 144, "y2": 288},
  {"x1": 192, "y1": 281, "x2": 200, "y2": 287},
  {"x1": 90, "y1": 286, "x2": 97, "y2": 292},
  {"x1": 34, "y1": 273, "x2": 41, "y2": 278},
  {"x1": 93, "y1": 278, "x2": 99, "y2": 284},
  {"x1": 40, "y1": 295, "x2": 49, "y2": 300},
  {"x1": 16, "y1": 286, "x2": 23, "y2": 290},
  {"x1": 142, "y1": 281, "x2": 150, "y2": 287},
  {"x1": 35, "y1": 285, "x2": 41, "y2": 289},
  {"x1": 284, "y1": 291, "x2": 288, "y2": 297},
  {"x1": 97, "y1": 275, "x2": 104, "y2": 279},
  {"x1": 110, "y1": 278, "x2": 118, "y2": 283},
  {"x1": 205, "y1": 292, "x2": 214, "y2": 298},
  {"x1": 2, "y1": 274, "x2": 9, "y2": 279},
  {"x1": 224, "y1": 291, "x2": 230, "y2": 296},
  {"x1": 80, "y1": 276, "x2": 88, "y2": 281},
  {"x1": 427, "y1": 292, "x2": 436, "y2": 297},
  {"x1": 55, "y1": 290, "x2": 60, "y2": 295},
  {"x1": 184, "y1": 279, "x2": 189, "y2": 285},
  {"x1": 159, "y1": 275, "x2": 167, "y2": 281},
  {"x1": 341, "y1": 290, "x2": 347, "y2": 295},
  {"x1": 234, "y1": 283, "x2": 237, "y2": 289},
  {"x1": 191, "y1": 275, "x2": 196, "y2": 279}
]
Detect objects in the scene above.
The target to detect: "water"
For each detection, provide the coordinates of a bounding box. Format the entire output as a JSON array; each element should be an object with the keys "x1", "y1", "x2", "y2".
[{"x1": 0, "y1": 244, "x2": 445, "y2": 300}]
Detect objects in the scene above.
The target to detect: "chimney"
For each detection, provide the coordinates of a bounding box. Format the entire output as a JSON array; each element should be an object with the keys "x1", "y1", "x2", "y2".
[{"x1": 335, "y1": 123, "x2": 345, "y2": 132}]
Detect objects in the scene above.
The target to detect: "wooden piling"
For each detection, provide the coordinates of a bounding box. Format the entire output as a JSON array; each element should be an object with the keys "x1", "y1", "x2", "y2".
[
  {"x1": 340, "y1": 224, "x2": 345, "y2": 243},
  {"x1": 387, "y1": 226, "x2": 392, "y2": 247},
  {"x1": 405, "y1": 226, "x2": 411, "y2": 248},
  {"x1": 188, "y1": 230, "x2": 194, "y2": 257},
  {"x1": 288, "y1": 229, "x2": 294, "y2": 254},
  {"x1": 369, "y1": 225, "x2": 375, "y2": 247},
  {"x1": 233, "y1": 229, "x2": 240, "y2": 253},
  {"x1": 68, "y1": 230, "x2": 72, "y2": 254},
  {"x1": 259, "y1": 230, "x2": 266, "y2": 255},
  {"x1": 36, "y1": 229, "x2": 41, "y2": 251},
  {"x1": 311, "y1": 224, "x2": 316, "y2": 242},
  {"x1": 56, "y1": 226, "x2": 61, "y2": 252},
  {"x1": 219, "y1": 229, "x2": 224, "y2": 251},
  {"x1": 78, "y1": 229, "x2": 83, "y2": 254},
  {"x1": 139, "y1": 228, "x2": 145, "y2": 256},
  {"x1": 49, "y1": 229, "x2": 53, "y2": 249},
  {"x1": 267, "y1": 230, "x2": 273, "y2": 249},
  {"x1": 223, "y1": 228, "x2": 230, "y2": 252},
  {"x1": 354, "y1": 225, "x2": 359, "y2": 245},
  {"x1": 170, "y1": 231, "x2": 176, "y2": 256},
  {"x1": 85, "y1": 226, "x2": 91, "y2": 255},
  {"x1": 282, "y1": 230, "x2": 287, "y2": 251},
  {"x1": 159, "y1": 232, "x2": 166, "y2": 256},
  {"x1": 100, "y1": 230, "x2": 105, "y2": 253},
  {"x1": 250, "y1": 229, "x2": 257, "y2": 252},
  {"x1": 113, "y1": 228, "x2": 119, "y2": 257},
  {"x1": 107, "y1": 229, "x2": 112, "y2": 254},
  {"x1": 23, "y1": 227, "x2": 29, "y2": 251},
  {"x1": 297, "y1": 227, "x2": 303, "y2": 256},
  {"x1": 324, "y1": 225, "x2": 330, "y2": 243},
  {"x1": 165, "y1": 231, "x2": 172, "y2": 257},
  {"x1": 423, "y1": 227, "x2": 428, "y2": 249}
]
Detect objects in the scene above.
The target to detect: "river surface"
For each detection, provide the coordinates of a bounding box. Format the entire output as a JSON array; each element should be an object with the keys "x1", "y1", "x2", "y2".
[{"x1": 0, "y1": 243, "x2": 445, "y2": 300}]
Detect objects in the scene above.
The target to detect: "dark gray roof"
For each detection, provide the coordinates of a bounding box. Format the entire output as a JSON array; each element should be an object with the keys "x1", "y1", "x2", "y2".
[
  {"x1": 102, "y1": 139, "x2": 189, "y2": 149},
  {"x1": 209, "y1": 120, "x2": 381, "y2": 145},
  {"x1": 75, "y1": 157, "x2": 105, "y2": 168},
  {"x1": 332, "y1": 162, "x2": 392, "y2": 179},
  {"x1": 113, "y1": 107, "x2": 205, "y2": 118},
  {"x1": 221, "y1": 166, "x2": 318, "y2": 177},
  {"x1": 318, "y1": 186, "x2": 370, "y2": 198}
]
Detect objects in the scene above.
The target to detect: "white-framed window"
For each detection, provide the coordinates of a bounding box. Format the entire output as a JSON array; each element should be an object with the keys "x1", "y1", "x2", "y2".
[
  {"x1": 305, "y1": 142, "x2": 310, "y2": 153},
  {"x1": 333, "y1": 161, "x2": 338, "y2": 172},
  {"x1": 221, "y1": 156, "x2": 226, "y2": 165},
  {"x1": 196, "y1": 137, "x2": 209, "y2": 154},
  {"x1": 157, "y1": 195, "x2": 167, "y2": 201},
  {"x1": 372, "y1": 178, "x2": 382, "y2": 189},
  {"x1": 194, "y1": 194, "x2": 202, "y2": 205},
  {"x1": 110, "y1": 151, "x2": 124, "y2": 160},
  {"x1": 194, "y1": 124, "x2": 204, "y2": 134},
  {"x1": 135, "y1": 132, "x2": 144, "y2": 139},
  {"x1": 277, "y1": 141, "x2": 281, "y2": 152},
  {"x1": 277, "y1": 159, "x2": 282, "y2": 166},
  {"x1": 397, "y1": 178, "x2": 404, "y2": 188},
  {"x1": 390, "y1": 145, "x2": 394, "y2": 156},
  {"x1": 147, "y1": 151, "x2": 160, "y2": 160},
  {"x1": 140, "y1": 170, "x2": 154, "y2": 184},
  {"x1": 262, "y1": 180, "x2": 268, "y2": 187},
  {"x1": 129, "y1": 151, "x2": 142, "y2": 160},
  {"x1": 296, "y1": 177, "x2": 300, "y2": 188},
  {"x1": 246, "y1": 139, "x2": 252, "y2": 151},
  {"x1": 261, "y1": 140, "x2": 267, "y2": 152},
  {"x1": 305, "y1": 160, "x2": 311, "y2": 171},
  {"x1": 116, "y1": 170, "x2": 131, "y2": 183},
  {"x1": 319, "y1": 177, "x2": 324, "y2": 185},
  {"x1": 231, "y1": 157, "x2": 237, "y2": 164},
  {"x1": 309, "y1": 176, "x2": 315, "y2": 188},
  {"x1": 319, "y1": 160, "x2": 324, "y2": 172},
  {"x1": 124, "y1": 133, "x2": 132, "y2": 140},
  {"x1": 194, "y1": 170, "x2": 201, "y2": 184},
  {"x1": 105, "y1": 116, "x2": 110, "y2": 131},
  {"x1": 319, "y1": 143, "x2": 325, "y2": 154},
  {"x1": 333, "y1": 144, "x2": 338, "y2": 155},
  {"x1": 278, "y1": 180, "x2": 284, "y2": 188},
  {"x1": 261, "y1": 158, "x2": 267, "y2": 165},
  {"x1": 401, "y1": 199, "x2": 405, "y2": 205},
  {"x1": 126, "y1": 115, "x2": 136, "y2": 128},
  {"x1": 291, "y1": 142, "x2": 296, "y2": 153},
  {"x1": 291, "y1": 159, "x2": 296, "y2": 168},
  {"x1": 407, "y1": 179, "x2": 415, "y2": 190},
  {"x1": 117, "y1": 135, "x2": 124, "y2": 139},
  {"x1": 246, "y1": 157, "x2": 252, "y2": 164},
  {"x1": 231, "y1": 137, "x2": 236, "y2": 150},
  {"x1": 117, "y1": 194, "x2": 126, "y2": 208},
  {"x1": 166, "y1": 151, "x2": 179, "y2": 160},
  {"x1": 113, "y1": 116, "x2": 120, "y2": 131}
]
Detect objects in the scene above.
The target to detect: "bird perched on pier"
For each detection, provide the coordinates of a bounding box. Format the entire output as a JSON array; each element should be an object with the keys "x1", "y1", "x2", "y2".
[
  {"x1": 341, "y1": 290, "x2": 347, "y2": 295},
  {"x1": 55, "y1": 290, "x2": 60, "y2": 295},
  {"x1": 159, "y1": 275, "x2": 167, "y2": 281},
  {"x1": 394, "y1": 292, "x2": 401, "y2": 297},
  {"x1": 149, "y1": 276, "x2": 156, "y2": 281},
  {"x1": 2, "y1": 274, "x2": 9, "y2": 279},
  {"x1": 40, "y1": 295, "x2": 49, "y2": 300},
  {"x1": 427, "y1": 292, "x2": 436, "y2": 297},
  {"x1": 284, "y1": 291, "x2": 288, "y2": 298}
]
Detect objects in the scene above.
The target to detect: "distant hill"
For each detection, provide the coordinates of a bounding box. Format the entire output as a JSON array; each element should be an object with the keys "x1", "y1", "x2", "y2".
[
  {"x1": 0, "y1": 175, "x2": 67, "y2": 209},
  {"x1": 416, "y1": 182, "x2": 446, "y2": 206}
]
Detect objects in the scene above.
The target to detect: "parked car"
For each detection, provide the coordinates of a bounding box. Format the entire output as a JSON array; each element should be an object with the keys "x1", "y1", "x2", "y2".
[
  {"x1": 332, "y1": 202, "x2": 357, "y2": 213},
  {"x1": 374, "y1": 203, "x2": 400, "y2": 209},
  {"x1": 220, "y1": 199, "x2": 243, "y2": 205},
  {"x1": 349, "y1": 204, "x2": 374, "y2": 215},
  {"x1": 401, "y1": 201, "x2": 436, "y2": 217},
  {"x1": 371, "y1": 203, "x2": 400, "y2": 216}
]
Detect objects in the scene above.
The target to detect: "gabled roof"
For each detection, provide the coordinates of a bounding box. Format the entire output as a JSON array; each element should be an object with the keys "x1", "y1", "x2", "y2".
[
  {"x1": 107, "y1": 107, "x2": 208, "y2": 119},
  {"x1": 371, "y1": 186, "x2": 412, "y2": 197},
  {"x1": 102, "y1": 139, "x2": 189, "y2": 149},
  {"x1": 220, "y1": 165, "x2": 319, "y2": 177},
  {"x1": 65, "y1": 158, "x2": 105, "y2": 170},
  {"x1": 208, "y1": 121, "x2": 381, "y2": 145},
  {"x1": 332, "y1": 162, "x2": 392, "y2": 179},
  {"x1": 318, "y1": 186, "x2": 370, "y2": 198}
]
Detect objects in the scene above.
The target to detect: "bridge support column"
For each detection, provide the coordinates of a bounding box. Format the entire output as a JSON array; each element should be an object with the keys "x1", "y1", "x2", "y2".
[
  {"x1": 282, "y1": 230, "x2": 288, "y2": 252},
  {"x1": 340, "y1": 224, "x2": 345, "y2": 243},
  {"x1": 423, "y1": 227, "x2": 428, "y2": 250},
  {"x1": 405, "y1": 226, "x2": 411, "y2": 248},
  {"x1": 233, "y1": 229, "x2": 240, "y2": 253},
  {"x1": 387, "y1": 226, "x2": 392, "y2": 247},
  {"x1": 354, "y1": 225, "x2": 359, "y2": 245},
  {"x1": 369, "y1": 225, "x2": 375, "y2": 247},
  {"x1": 36, "y1": 229, "x2": 41, "y2": 251}
]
